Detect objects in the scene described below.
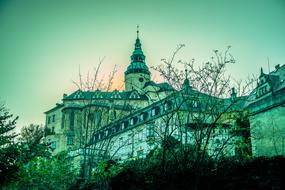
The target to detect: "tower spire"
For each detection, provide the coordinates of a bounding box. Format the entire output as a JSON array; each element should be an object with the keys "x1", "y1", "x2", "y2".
[
  {"x1": 125, "y1": 27, "x2": 150, "y2": 75},
  {"x1": 136, "y1": 25, "x2": 139, "y2": 39}
]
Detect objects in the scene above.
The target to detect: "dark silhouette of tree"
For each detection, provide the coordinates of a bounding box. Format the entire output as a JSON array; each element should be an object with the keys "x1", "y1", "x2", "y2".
[
  {"x1": 19, "y1": 124, "x2": 50, "y2": 163},
  {"x1": 0, "y1": 104, "x2": 19, "y2": 185}
]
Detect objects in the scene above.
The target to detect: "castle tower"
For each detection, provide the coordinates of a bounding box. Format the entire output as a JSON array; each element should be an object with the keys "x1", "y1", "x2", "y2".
[{"x1": 124, "y1": 26, "x2": 151, "y2": 92}]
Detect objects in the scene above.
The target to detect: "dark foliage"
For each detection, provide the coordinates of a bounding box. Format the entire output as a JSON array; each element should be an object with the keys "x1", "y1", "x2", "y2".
[
  {"x1": 18, "y1": 124, "x2": 51, "y2": 163},
  {"x1": 0, "y1": 105, "x2": 51, "y2": 187},
  {"x1": 0, "y1": 105, "x2": 20, "y2": 185},
  {"x1": 109, "y1": 156, "x2": 285, "y2": 190}
]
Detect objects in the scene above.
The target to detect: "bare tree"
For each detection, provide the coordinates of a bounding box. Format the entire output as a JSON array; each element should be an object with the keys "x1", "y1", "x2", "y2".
[
  {"x1": 149, "y1": 45, "x2": 255, "y2": 182},
  {"x1": 69, "y1": 59, "x2": 135, "y2": 181}
]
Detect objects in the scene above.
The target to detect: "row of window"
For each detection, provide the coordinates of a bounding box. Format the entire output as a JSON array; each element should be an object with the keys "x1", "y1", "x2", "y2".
[
  {"x1": 73, "y1": 91, "x2": 141, "y2": 100},
  {"x1": 48, "y1": 136, "x2": 74, "y2": 151},
  {"x1": 65, "y1": 111, "x2": 103, "y2": 131},
  {"x1": 93, "y1": 101, "x2": 173, "y2": 142},
  {"x1": 118, "y1": 127, "x2": 155, "y2": 147},
  {"x1": 256, "y1": 84, "x2": 270, "y2": 98}
]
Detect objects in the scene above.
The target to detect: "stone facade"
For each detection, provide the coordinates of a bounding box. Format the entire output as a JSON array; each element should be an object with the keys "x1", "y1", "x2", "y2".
[{"x1": 247, "y1": 65, "x2": 285, "y2": 157}]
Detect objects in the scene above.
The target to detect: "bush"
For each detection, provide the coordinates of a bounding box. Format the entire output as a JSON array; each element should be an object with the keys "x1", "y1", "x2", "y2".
[{"x1": 16, "y1": 152, "x2": 79, "y2": 190}]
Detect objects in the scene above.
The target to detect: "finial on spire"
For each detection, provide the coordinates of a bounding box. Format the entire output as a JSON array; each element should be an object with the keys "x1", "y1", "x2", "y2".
[{"x1": 136, "y1": 25, "x2": 139, "y2": 39}]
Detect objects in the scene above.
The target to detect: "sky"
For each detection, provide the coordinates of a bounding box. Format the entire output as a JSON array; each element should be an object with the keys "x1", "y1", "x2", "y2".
[{"x1": 0, "y1": 0, "x2": 284, "y2": 130}]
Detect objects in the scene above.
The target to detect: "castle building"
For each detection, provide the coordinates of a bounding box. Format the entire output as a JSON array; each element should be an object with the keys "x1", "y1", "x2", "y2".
[
  {"x1": 247, "y1": 65, "x2": 285, "y2": 156},
  {"x1": 44, "y1": 29, "x2": 176, "y2": 156},
  {"x1": 44, "y1": 29, "x2": 285, "y2": 162}
]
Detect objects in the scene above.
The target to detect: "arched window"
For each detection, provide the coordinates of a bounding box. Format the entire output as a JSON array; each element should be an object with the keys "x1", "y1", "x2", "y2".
[
  {"x1": 140, "y1": 112, "x2": 148, "y2": 121},
  {"x1": 130, "y1": 116, "x2": 138, "y2": 125}
]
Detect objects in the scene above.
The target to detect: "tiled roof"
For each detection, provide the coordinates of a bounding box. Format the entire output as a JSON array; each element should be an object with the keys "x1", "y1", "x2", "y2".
[
  {"x1": 144, "y1": 81, "x2": 175, "y2": 91},
  {"x1": 62, "y1": 102, "x2": 133, "y2": 111},
  {"x1": 63, "y1": 89, "x2": 148, "y2": 101},
  {"x1": 44, "y1": 103, "x2": 64, "y2": 114}
]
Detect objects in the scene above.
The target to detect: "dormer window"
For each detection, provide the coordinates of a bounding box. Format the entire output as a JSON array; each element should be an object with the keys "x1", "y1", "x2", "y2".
[
  {"x1": 258, "y1": 85, "x2": 269, "y2": 98},
  {"x1": 111, "y1": 90, "x2": 121, "y2": 99},
  {"x1": 74, "y1": 91, "x2": 83, "y2": 99},
  {"x1": 260, "y1": 86, "x2": 267, "y2": 94},
  {"x1": 129, "y1": 90, "x2": 140, "y2": 99}
]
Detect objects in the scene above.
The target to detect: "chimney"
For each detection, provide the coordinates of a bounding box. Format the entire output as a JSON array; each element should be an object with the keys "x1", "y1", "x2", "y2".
[{"x1": 275, "y1": 64, "x2": 280, "y2": 71}]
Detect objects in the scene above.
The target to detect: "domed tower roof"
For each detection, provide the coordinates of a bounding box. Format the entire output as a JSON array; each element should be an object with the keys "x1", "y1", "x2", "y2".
[{"x1": 125, "y1": 26, "x2": 150, "y2": 75}]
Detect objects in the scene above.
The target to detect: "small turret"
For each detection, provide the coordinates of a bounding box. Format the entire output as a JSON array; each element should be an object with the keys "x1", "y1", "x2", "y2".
[
  {"x1": 260, "y1": 67, "x2": 264, "y2": 76},
  {"x1": 182, "y1": 69, "x2": 192, "y2": 93},
  {"x1": 231, "y1": 87, "x2": 237, "y2": 101}
]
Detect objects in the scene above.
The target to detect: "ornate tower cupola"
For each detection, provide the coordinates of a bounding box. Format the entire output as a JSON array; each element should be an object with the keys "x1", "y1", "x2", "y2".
[{"x1": 125, "y1": 26, "x2": 151, "y2": 92}]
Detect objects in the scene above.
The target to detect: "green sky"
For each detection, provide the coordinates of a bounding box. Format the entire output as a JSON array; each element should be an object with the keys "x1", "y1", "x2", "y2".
[{"x1": 0, "y1": 0, "x2": 284, "y2": 129}]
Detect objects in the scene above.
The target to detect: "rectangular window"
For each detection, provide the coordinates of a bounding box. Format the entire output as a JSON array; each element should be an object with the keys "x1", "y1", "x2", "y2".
[
  {"x1": 67, "y1": 136, "x2": 74, "y2": 145},
  {"x1": 148, "y1": 125, "x2": 155, "y2": 137},
  {"x1": 121, "y1": 122, "x2": 125, "y2": 129},
  {"x1": 47, "y1": 116, "x2": 51, "y2": 124},
  {"x1": 52, "y1": 114, "x2": 55, "y2": 122},
  {"x1": 88, "y1": 113, "x2": 94, "y2": 122},
  {"x1": 137, "y1": 130, "x2": 144, "y2": 142},
  {"x1": 130, "y1": 118, "x2": 134, "y2": 125},
  {"x1": 61, "y1": 114, "x2": 65, "y2": 129},
  {"x1": 128, "y1": 134, "x2": 132, "y2": 144},
  {"x1": 151, "y1": 109, "x2": 156, "y2": 116},
  {"x1": 95, "y1": 112, "x2": 102, "y2": 127},
  {"x1": 70, "y1": 112, "x2": 74, "y2": 130}
]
